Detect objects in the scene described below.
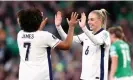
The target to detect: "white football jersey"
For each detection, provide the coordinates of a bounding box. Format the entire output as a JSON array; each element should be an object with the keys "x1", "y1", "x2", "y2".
[
  {"x1": 17, "y1": 30, "x2": 60, "y2": 80},
  {"x1": 74, "y1": 28, "x2": 110, "y2": 80}
]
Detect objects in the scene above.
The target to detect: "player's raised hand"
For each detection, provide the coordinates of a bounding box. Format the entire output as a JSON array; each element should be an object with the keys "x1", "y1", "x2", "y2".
[
  {"x1": 55, "y1": 11, "x2": 62, "y2": 27},
  {"x1": 38, "y1": 17, "x2": 48, "y2": 31},
  {"x1": 67, "y1": 12, "x2": 79, "y2": 27},
  {"x1": 79, "y1": 12, "x2": 86, "y2": 28}
]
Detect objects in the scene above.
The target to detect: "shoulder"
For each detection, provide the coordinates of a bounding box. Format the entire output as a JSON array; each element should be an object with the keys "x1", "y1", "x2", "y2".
[
  {"x1": 18, "y1": 30, "x2": 23, "y2": 34},
  {"x1": 37, "y1": 31, "x2": 57, "y2": 40},
  {"x1": 17, "y1": 30, "x2": 23, "y2": 37},
  {"x1": 111, "y1": 41, "x2": 119, "y2": 49},
  {"x1": 101, "y1": 30, "x2": 109, "y2": 36},
  {"x1": 36, "y1": 31, "x2": 53, "y2": 36},
  {"x1": 77, "y1": 33, "x2": 86, "y2": 41},
  {"x1": 110, "y1": 44, "x2": 117, "y2": 51},
  {"x1": 96, "y1": 30, "x2": 110, "y2": 41},
  {"x1": 100, "y1": 30, "x2": 110, "y2": 39},
  {"x1": 78, "y1": 33, "x2": 86, "y2": 37}
]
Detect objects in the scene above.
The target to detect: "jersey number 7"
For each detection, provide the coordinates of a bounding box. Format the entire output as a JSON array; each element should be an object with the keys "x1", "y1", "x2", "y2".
[{"x1": 24, "y1": 42, "x2": 31, "y2": 61}]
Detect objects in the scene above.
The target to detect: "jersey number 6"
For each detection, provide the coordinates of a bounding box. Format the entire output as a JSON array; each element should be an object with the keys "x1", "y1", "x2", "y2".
[
  {"x1": 85, "y1": 46, "x2": 89, "y2": 55},
  {"x1": 24, "y1": 42, "x2": 31, "y2": 61}
]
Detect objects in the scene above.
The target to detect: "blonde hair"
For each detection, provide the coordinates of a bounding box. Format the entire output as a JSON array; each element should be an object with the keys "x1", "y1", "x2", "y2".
[{"x1": 91, "y1": 9, "x2": 108, "y2": 29}]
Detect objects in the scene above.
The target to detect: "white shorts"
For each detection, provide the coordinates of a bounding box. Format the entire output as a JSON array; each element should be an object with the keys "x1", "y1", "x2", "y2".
[{"x1": 114, "y1": 76, "x2": 133, "y2": 80}]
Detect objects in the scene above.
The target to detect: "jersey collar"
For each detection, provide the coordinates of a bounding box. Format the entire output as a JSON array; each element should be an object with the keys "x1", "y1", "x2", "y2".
[{"x1": 94, "y1": 28, "x2": 104, "y2": 35}]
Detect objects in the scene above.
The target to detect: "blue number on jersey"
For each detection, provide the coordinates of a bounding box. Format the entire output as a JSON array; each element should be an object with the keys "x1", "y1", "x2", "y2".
[
  {"x1": 24, "y1": 42, "x2": 31, "y2": 61},
  {"x1": 85, "y1": 46, "x2": 89, "y2": 55}
]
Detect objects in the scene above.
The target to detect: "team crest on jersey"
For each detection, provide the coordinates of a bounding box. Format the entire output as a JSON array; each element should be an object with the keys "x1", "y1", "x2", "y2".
[
  {"x1": 103, "y1": 32, "x2": 108, "y2": 40},
  {"x1": 52, "y1": 35, "x2": 57, "y2": 39}
]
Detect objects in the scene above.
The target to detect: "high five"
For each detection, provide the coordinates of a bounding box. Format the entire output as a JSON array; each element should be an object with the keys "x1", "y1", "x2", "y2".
[
  {"x1": 17, "y1": 8, "x2": 78, "y2": 80},
  {"x1": 56, "y1": 9, "x2": 110, "y2": 80}
]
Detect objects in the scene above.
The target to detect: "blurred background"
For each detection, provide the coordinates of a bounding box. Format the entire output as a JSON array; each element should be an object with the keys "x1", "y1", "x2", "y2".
[{"x1": 0, "y1": 1, "x2": 133, "y2": 80}]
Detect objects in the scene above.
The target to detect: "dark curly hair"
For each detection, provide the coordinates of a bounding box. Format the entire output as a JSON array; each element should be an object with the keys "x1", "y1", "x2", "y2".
[{"x1": 17, "y1": 8, "x2": 43, "y2": 32}]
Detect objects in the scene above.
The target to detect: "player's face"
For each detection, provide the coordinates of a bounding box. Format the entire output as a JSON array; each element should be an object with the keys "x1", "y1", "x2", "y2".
[{"x1": 88, "y1": 12, "x2": 102, "y2": 31}]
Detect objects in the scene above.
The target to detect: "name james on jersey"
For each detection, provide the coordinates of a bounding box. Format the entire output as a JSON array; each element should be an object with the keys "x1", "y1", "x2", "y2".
[{"x1": 22, "y1": 34, "x2": 34, "y2": 39}]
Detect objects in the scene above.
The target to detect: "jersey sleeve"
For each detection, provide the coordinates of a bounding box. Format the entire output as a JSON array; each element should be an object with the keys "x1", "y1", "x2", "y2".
[
  {"x1": 73, "y1": 33, "x2": 84, "y2": 43},
  {"x1": 56, "y1": 25, "x2": 84, "y2": 44},
  {"x1": 56, "y1": 25, "x2": 67, "y2": 40},
  {"x1": 45, "y1": 32, "x2": 61, "y2": 49},
  {"x1": 82, "y1": 26, "x2": 110, "y2": 45},
  {"x1": 110, "y1": 45, "x2": 118, "y2": 57}
]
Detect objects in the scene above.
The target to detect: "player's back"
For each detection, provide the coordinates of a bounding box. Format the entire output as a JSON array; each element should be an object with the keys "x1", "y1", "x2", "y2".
[
  {"x1": 17, "y1": 30, "x2": 59, "y2": 80},
  {"x1": 112, "y1": 40, "x2": 133, "y2": 78}
]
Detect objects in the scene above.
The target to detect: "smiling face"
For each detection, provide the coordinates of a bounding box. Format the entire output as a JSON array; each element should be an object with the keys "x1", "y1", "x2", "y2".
[{"x1": 88, "y1": 12, "x2": 102, "y2": 31}]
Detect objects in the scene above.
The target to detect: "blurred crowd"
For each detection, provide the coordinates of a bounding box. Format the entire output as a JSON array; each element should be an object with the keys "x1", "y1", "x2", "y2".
[{"x1": 0, "y1": 1, "x2": 133, "y2": 80}]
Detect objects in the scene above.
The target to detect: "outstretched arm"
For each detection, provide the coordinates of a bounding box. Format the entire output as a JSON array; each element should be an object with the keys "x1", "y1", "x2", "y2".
[
  {"x1": 55, "y1": 12, "x2": 79, "y2": 50},
  {"x1": 82, "y1": 26, "x2": 104, "y2": 45},
  {"x1": 55, "y1": 11, "x2": 67, "y2": 40},
  {"x1": 55, "y1": 11, "x2": 82, "y2": 44},
  {"x1": 56, "y1": 26, "x2": 67, "y2": 40},
  {"x1": 38, "y1": 17, "x2": 48, "y2": 31},
  {"x1": 38, "y1": 12, "x2": 48, "y2": 31}
]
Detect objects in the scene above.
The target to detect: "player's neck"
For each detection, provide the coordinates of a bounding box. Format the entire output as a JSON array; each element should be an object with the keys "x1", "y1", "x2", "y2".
[
  {"x1": 93, "y1": 27, "x2": 102, "y2": 34},
  {"x1": 113, "y1": 38, "x2": 120, "y2": 43}
]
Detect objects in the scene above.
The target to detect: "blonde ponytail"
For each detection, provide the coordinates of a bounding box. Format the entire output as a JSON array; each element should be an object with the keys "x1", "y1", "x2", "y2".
[{"x1": 99, "y1": 9, "x2": 108, "y2": 29}]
